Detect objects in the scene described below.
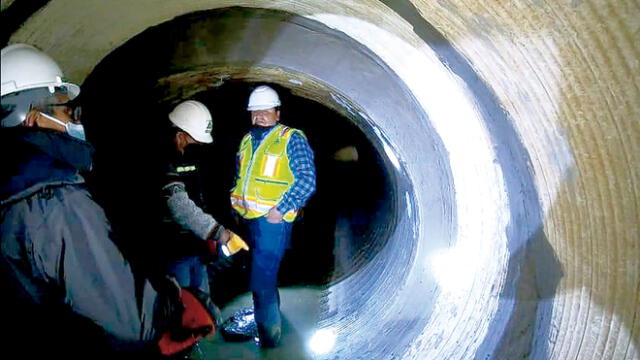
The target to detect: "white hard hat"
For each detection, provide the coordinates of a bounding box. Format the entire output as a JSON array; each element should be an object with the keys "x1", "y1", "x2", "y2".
[
  {"x1": 247, "y1": 85, "x2": 281, "y2": 111},
  {"x1": 1, "y1": 44, "x2": 80, "y2": 99},
  {"x1": 168, "y1": 100, "x2": 213, "y2": 143}
]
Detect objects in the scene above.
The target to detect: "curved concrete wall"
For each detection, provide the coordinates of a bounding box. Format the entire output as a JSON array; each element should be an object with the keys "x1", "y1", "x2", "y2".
[{"x1": 5, "y1": 1, "x2": 638, "y2": 359}]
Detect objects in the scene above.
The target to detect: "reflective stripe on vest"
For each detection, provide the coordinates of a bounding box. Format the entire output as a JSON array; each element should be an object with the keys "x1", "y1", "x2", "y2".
[
  {"x1": 230, "y1": 124, "x2": 302, "y2": 222},
  {"x1": 176, "y1": 165, "x2": 196, "y2": 173}
]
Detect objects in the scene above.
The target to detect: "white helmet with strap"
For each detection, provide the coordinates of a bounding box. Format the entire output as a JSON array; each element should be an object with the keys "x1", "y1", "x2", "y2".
[
  {"x1": 247, "y1": 85, "x2": 281, "y2": 111},
  {"x1": 168, "y1": 100, "x2": 213, "y2": 143},
  {"x1": 1, "y1": 44, "x2": 80, "y2": 99}
]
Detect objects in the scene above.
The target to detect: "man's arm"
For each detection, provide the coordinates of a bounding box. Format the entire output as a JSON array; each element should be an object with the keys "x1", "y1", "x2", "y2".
[
  {"x1": 274, "y1": 132, "x2": 316, "y2": 216},
  {"x1": 164, "y1": 182, "x2": 225, "y2": 240}
]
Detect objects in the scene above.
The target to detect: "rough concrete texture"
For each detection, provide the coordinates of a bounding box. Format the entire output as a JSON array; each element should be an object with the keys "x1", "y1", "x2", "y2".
[{"x1": 4, "y1": 1, "x2": 638, "y2": 359}]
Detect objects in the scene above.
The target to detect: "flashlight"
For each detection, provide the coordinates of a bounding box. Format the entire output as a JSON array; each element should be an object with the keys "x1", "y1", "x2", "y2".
[{"x1": 222, "y1": 232, "x2": 249, "y2": 257}]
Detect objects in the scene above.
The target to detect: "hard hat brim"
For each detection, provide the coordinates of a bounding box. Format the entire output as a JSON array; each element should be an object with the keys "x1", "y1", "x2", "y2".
[
  {"x1": 192, "y1": 132, "x2": 213, "y2": 144},
  {"x1": 247, "y1": 103, "x2": 279, "y2": 111},
  {"x1": 0, "y1": 82, "x2": 80, "y2": 99}
]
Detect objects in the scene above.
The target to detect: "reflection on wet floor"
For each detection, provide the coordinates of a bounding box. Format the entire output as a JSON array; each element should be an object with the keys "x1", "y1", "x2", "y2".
[{"x1": 193, "y1": 287, "x2": 325, "y2": 359}]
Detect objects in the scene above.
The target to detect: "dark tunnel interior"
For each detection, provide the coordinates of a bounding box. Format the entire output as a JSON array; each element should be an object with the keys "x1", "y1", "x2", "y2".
[{"x1": 81, "y1": 58, "x2": 396, "y2": 306}]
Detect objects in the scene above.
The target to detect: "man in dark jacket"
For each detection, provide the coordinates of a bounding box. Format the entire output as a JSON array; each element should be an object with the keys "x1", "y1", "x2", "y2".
[
  {"x1": 161, "y1": 100, "x2": 232, "y2": 295},
  {"x1": 1, "y1": 44, "x2": 215, "y2": 358}
]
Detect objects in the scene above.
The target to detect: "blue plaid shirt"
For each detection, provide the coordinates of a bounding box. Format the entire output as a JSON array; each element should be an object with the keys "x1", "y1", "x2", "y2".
[{"x1": 242, "y1": 126, "x2": 316, "y2": 215}]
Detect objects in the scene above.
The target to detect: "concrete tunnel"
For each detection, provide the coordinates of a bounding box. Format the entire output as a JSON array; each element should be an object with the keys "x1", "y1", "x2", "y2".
[{"x1": 2, "y1": 1, "x2": 638, "y2": 359}]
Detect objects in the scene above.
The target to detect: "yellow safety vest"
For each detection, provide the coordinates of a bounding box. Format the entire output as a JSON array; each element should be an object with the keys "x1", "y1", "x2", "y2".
[{"x1": 230, "y1": 124, "x2": 304, "y2": 222}]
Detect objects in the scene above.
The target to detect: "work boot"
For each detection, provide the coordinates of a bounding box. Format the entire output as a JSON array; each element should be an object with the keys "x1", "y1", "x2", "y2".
[
  {"x1": 252, "y1": 289, "x2": 282, "y2": 348},
  {"x1": 256, "y1": 322, "x2": 281, "y2": 348}
]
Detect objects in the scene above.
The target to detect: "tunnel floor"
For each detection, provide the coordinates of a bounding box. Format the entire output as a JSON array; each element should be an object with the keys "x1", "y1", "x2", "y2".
[{"x1": 193, "y1": 287, "x2": 324, "y2": 360}]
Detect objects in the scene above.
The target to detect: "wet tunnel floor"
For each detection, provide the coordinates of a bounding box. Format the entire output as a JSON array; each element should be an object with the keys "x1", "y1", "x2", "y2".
[{"x1": 193, "y1": 287, "x2": 324, "y2": 360}]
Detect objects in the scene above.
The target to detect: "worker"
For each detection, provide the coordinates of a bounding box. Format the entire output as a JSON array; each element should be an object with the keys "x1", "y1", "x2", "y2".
[
  {"x1": 161, "y1": 99, "x2": 233, "y2": 295},
  {"x1": 230, "y1": 85, "x2": 316, "y2": 347},
  {"x1": 0, "y1": 43, "x2": 216, "y2": 358}
]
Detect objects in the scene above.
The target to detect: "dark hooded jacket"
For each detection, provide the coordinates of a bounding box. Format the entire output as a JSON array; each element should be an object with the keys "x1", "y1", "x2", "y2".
[
  {"x1": 0, "y1": 127, "x2": 159, "y2": 354},
  {"x1": 0, "y1": 127, "x2": 93, "y2": 205}
]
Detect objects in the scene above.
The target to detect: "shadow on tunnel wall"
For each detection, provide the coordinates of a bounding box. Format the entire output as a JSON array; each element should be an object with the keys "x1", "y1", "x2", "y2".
[{"x1": 493, "y1": 229, "x2": 563, "y2": 359}]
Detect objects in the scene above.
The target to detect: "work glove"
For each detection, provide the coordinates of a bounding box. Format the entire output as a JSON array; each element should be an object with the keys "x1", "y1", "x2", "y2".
[
  {"x1": 221, "y1": 231, "x2": 250, "y2": 256},
  {"x1": 204, "y1": 226, "x2": 249, "y2": 259}
]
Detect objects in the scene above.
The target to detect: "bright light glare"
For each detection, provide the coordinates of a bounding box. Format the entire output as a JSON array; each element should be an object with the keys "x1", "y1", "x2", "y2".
[
  {"x1": 308, "y1": 328, "x2": 336, "y2": 355},
  {"x1": 431, "y1": 247, "x2": 477, "y2": 294}
]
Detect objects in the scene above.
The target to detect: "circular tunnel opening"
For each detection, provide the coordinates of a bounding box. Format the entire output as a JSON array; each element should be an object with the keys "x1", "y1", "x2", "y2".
[
  {"x1": 82, "y1": 57, "x2": 397, "y2": 307},
  {"x1": 181, "y1": 81, "x2": 397, "y2": 304},
  {"x1": 78, "y1": 6, "x2": 429, "y2": 358}
]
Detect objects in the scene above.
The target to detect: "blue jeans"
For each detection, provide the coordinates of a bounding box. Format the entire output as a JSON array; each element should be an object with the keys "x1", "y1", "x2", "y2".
[
  {"x1": 245, "y1": 217, "x2": 292, "y2": 343},
  {"x1": 168, "y1": 256, "x2": 210, "y2": 295}
]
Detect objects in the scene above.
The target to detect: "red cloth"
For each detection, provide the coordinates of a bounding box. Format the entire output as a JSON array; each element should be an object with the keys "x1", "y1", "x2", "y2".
[{"x1": 158, "y1": 289, "x2": 215, "y2": 356}]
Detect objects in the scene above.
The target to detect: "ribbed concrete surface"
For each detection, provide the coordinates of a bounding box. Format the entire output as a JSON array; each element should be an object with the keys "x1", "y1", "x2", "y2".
[
  {"x1": 411, "y1": 1, "x2": 639, "y2": 359},
  {"x1": 4, "y1": 1, "x2": 638, "y2": 359}
]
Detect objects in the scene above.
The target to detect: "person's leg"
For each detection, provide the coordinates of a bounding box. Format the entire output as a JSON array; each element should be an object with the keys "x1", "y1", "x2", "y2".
[
  {"x1": 252, "y1": 288, "x2": 281, "y2": 346},
  {"x1": 248, "y1": 217, "x2": 292, "y2": 347},
  {"x1": 168, "y1": 256, "x2": 193, "y2": 289},
  {"x1": 190, "y1": 257, "x2": 210, "y2": 295}
]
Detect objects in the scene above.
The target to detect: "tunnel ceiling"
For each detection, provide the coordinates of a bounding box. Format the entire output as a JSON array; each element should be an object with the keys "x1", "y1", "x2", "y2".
[{"x1": 3, "y1": 1, "x2": 638, "y2": 360}]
